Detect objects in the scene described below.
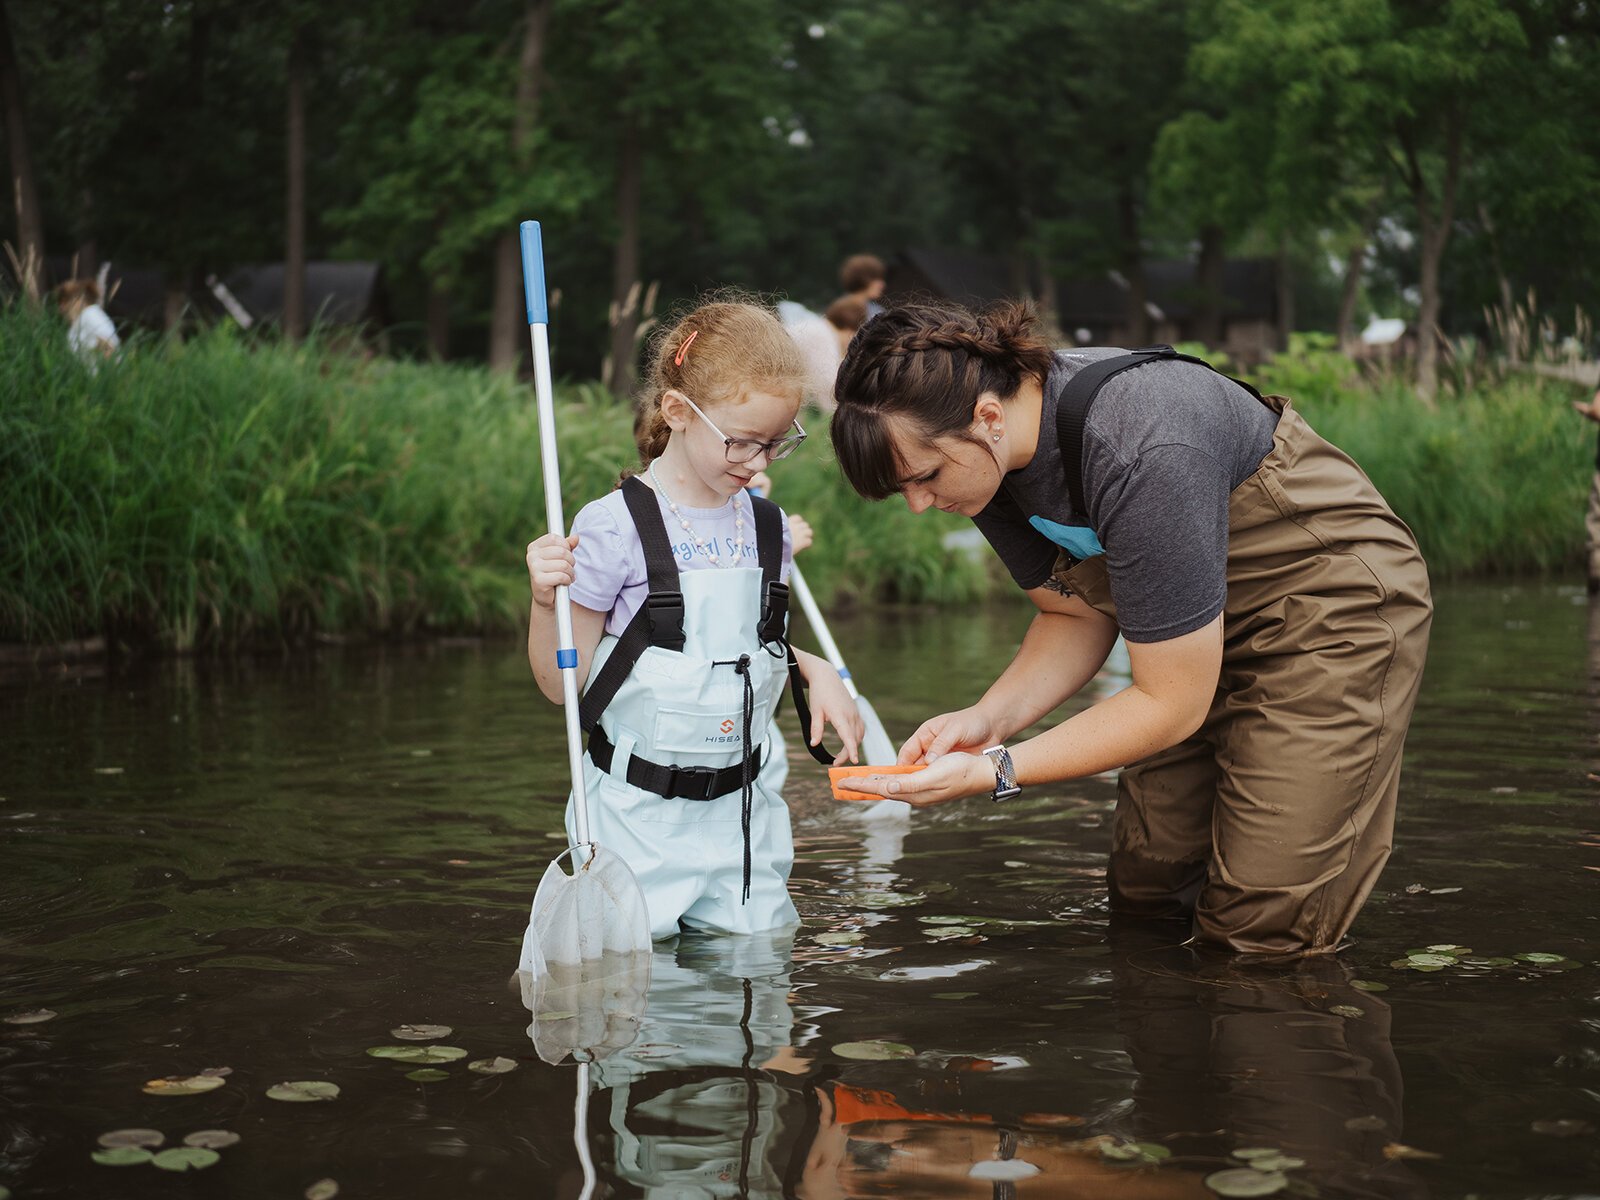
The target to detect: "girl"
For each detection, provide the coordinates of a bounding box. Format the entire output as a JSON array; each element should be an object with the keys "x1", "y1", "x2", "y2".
[
  {"x1": 526, "y1": 300, "x2": 863, "y2": 940},
  {"x1": 829, "y1": 302, "x2": 1431, "y2": 958}
]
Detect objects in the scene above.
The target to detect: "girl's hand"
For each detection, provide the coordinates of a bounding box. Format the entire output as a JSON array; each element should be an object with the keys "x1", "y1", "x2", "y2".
[
  {"x1": 801, "y1": 661, "x2": 865, "y2": 765},
  {"x1": 789, "y1": 513, "x2": 814, "y2": 554},
  {"x1": 836, "y1": 752, "x2": 993, "y2": 808},
  {"x1": 526, "y1": 533, "x2": 579, "y2": 608},
  {"x1": 897, "y1": 705, "x2": 998, "y2": 765}
]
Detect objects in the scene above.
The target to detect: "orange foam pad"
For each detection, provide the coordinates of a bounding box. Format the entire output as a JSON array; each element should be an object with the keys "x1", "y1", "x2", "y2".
[{"x1": 828, "y1": 764, "x2": 924, "y2": 802}]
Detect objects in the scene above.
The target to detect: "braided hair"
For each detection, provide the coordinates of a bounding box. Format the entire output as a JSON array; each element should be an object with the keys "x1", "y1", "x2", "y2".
[{"x1": 831, "y1": 301, "x2": 1055, "y2": 500}]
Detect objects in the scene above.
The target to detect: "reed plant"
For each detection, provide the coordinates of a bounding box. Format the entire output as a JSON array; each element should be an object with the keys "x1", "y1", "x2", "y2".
[{"x1": 1, "y1": 308, "x2": 979, "y2": 649}]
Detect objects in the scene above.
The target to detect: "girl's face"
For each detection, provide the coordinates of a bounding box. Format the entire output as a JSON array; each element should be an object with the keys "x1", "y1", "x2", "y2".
[
  {"x1": 887, "y1": 416, "x2": 1005, "y2": 518},
  {"x1": 664, "y1": 388, "x2": 804, "y2": 500}
]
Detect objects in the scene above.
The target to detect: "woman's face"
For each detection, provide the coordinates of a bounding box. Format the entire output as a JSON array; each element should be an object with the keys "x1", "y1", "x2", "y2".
[{"x1": 887, "y1": 415, "x2": 1005, "y2": 518}]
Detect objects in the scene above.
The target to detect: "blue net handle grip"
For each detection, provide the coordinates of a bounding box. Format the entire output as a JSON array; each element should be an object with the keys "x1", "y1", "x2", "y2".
[
  {"x1": 556, "y1": 648, "x2": 578, "y2": 670},
  {"x1": 520, "y1": 220, "x2": 548, "y2": 325}
]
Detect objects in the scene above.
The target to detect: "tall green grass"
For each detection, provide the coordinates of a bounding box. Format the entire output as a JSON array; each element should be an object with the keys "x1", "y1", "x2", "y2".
[{"x1": 1, "y1": 308, "x2": 979, "y2": 649}]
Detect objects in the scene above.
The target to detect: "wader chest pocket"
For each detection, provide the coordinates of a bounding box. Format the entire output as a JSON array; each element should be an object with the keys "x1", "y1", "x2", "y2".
[{"x1": 653, "y1": 706, "x2": 749, "y2": 754}]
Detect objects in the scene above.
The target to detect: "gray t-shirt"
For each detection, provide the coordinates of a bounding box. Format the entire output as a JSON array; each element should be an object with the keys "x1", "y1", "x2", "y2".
[{"x1": 973, "y1": 350, "x2": 1278, "y2": 642}]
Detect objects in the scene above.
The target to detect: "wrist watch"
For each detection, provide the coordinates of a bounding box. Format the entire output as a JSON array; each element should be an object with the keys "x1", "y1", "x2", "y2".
[{"x1": 982, "y1": 744, "x2": 1021, "y2": 802}]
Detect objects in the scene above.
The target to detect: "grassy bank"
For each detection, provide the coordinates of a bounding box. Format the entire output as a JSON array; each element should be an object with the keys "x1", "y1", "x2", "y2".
[
  {"x1": 3, "y1": 311, "x2": 1593, "y2": 650},
  {"x1": 0, "y1": 310, "x2": 977, "y2": 650}
]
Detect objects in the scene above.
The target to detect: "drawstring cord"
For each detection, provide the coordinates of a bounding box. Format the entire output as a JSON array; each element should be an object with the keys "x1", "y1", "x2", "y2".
[{"x1": 734, "y1": 654, "x2": 755, "y2": 903}]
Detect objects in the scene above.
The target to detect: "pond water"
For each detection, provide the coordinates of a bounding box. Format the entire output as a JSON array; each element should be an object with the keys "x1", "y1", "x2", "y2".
[{"x1": 3, "y1": 581, "x2": 1599, "y2": 1199}]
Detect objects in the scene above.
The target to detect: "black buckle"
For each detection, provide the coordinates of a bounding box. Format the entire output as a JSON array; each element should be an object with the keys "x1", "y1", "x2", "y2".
[
  {"x1": 666, "y1": 764, "x2": 719, "y2": 801},
  {"x1": 645, "y1": 591, "x2": 686, "y2": 651},
  {"x1": 759, "y1": 581, "x2": 789, "y2": 652}
]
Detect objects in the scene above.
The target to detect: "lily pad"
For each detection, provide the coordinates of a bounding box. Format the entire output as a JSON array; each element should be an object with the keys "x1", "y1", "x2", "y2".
[
  {"x1": 1531, "y1": 1118, "x2": 1594, "y2": 1137},
  {"x1": 365, "y1": 1045, "x2": 467, "y2": 1063},
  {"x1": 854, "y1": 892, "x2": 925, "y2": 909},
  {"x1": 306, "y1": 1180, "x2": 340, "y2": 1200},
  {"x1": 1349, "y1": 980, "x2": 1388, "y2": 992},
  {"x1": 467, "y1": 1057, "x2": 519, "y2": 1074},
  {"x1": 1405, "y1": 953, "x2": 1457, "y2": 968},
  {"x1": 3, "y1": 1008, "x2": 57, "y2": 1025},
  {"x1": 143, "y1": 1074, "x2": 226, "y2": 1096},
  {"x1": 183, "y1": 1130, "x2": 240, "y2": 1149},
  {"x1": 925, "y1": 925, "x2": 981, "y2": 940},
  {"x1": 266, "y1": 1080, "x2": 340, "y2": 1102},
  {"x1": 814, "y1": 932, "x2": 864, "y2": 947},
  {"x1": 1248, "y1": 1154, "x2": 1305, "y2": 1172},
  {"x1": 1231, "y1": 1148, "x2": 1281, "y2": 1161},
  {"x1": 92, "y1": 1147, "x2": 154, "y2": 1166},
  {"x1": 98, "y1": 1128, "x2": 164, "y2": 1149},
  {"x1": 1343, "y1": 1115, "x2": 1387, "y2": 1132},
  {"x1": 919, "y1": 915, "x2": 983, "y2": 925},
  {"x1": 93, "y1": 766, "x2": 125, "y2": 775},
  {"x1": 1514, "y1": 952, "x2": 1566, "y2": 965},
  {"x1": 152, "y1": 1147, "x2": 220, "y2": 1172},
  {"x1": 1101, "y1": 1141, "x2": 1171, "y2": 1164},
  {"x1": 405, "y1": 1068, "x2": 450, "y2": 1082},
  {"x1": 1328, "y1": 1005, "x2": 1365, "y2": 1019},
  {"x1": 932, "y1": 992, "x2": 978, "y2": 1000},
  {"x1": 391, "y1": 1023, "x2": 451, "y2": 1041},
  {"x1": 833, "y1": 1040, "x2": 916, "y2": 1061},
  {"x1": 1207, "y1": 1167, "x2": 1288, "y2": 1196},
  {"x1": 1425, "y1": 944, "x2": 1471, "y2": 954}
]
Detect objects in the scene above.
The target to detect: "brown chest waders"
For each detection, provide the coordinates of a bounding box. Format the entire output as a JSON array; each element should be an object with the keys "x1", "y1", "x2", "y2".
[{"x1": 1052, "y1": 348, "x2": 1432, "y2": 956}]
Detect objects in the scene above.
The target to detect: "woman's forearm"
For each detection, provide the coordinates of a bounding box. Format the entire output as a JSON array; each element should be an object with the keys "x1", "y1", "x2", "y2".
[{"x1": 975, "y1": 609, "x2": 1117, "y2": 739}]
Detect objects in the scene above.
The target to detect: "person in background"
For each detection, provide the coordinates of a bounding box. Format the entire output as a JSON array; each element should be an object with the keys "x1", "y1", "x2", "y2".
[
  {"x1": 55, "y1": 279, "x2": 120, "y2": 363},
  {"x1": 824, "y1": 294, "x2": 868, "y2": 358},
  {"x1": 1572, "y1": 384, "x2": 1600, "y2": 594},
  {"x1": 839, "y1": 254, "x2": 887, "y2": 320}
]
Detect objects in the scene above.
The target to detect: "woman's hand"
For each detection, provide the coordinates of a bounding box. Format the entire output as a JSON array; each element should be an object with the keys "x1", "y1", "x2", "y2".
[
  {"x1": 897, "y1": 705, "x2": 998, "y2": 765},
  {"x1": 834, "y1": 752, "x2": 993, "y2": 808},
  {"x1": 796, "y1": 652, "x2": 865, "y2": 764},
  {"x1": 526, "y1": 533, "x2": 579, "y2": 608}
]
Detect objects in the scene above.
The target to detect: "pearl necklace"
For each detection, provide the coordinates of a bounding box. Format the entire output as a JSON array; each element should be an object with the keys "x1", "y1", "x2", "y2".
[{"x1": 649, "y1": 462, "x2": 745, "y2": 567}]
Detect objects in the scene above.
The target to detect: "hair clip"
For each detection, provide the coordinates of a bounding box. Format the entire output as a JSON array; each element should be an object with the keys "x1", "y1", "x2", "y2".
[{"x1": 674, "y1": 329, "x2": 699, "y2": 366}]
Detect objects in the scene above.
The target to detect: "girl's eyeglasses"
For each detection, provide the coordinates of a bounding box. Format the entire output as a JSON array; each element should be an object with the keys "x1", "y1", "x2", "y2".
[{"x1": 675, "y1": 391, "x2": 807, "y2": 464}]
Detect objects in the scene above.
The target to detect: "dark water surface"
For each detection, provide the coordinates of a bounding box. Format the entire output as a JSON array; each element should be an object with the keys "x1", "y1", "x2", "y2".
[{"x1": 4, "y1": 582, "x2": 1599, "y2": 1199}]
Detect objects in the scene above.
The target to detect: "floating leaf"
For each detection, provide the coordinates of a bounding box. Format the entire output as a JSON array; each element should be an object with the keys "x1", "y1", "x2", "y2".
[
  {"x1": 969, "y1": 1160, "x2": 1041, "y2": 1181},
  {"x1": 1231, "y1": 1148, "x2": 1281, "y2": 1161},
  {"x1": 183, "y1": 1130, "x2": 240, "y2": 1149},
  {"x1": 1343, "y1": 1115, "x2": 1387, "y2": 1132},
  {"x1": 92, "y1": 1147, "x2": 153, "y2": 1166},
  {"x1": 925, "y1": 925, "x2": 981, "y2": 940},
  {"x1": 1206, "y1": 1167, "x2": 1288, "y2": 1196},
  {"x1": 1514, "y1": 952, "x2": 1565, "y2": 965},
  {"x1": 932, "y1": 992, "x2": 978, "y2": 1001},
  {"x1": 814, "y1": 932, "x2": 863, "y2": 947},
  {"x1": 306, "y1": 1180, "x2": 339, "y2": 1200},
  {"x1": 1381, "y1": 1142, "x2": 1439, "y2": 1161},
  {"x1": 93, "y1": 767, "x2": 125, "y2": 775},
  {"x1": 833, "y1": 1040, "x2": 915, "y2": 1061},
  {"x1": 98, "y1": 1128, "x2": 163, "y2": 1149},
  {"x1": 391, "y1": 1024, "x2": 451, "y2": 1041},
  {"x1": 365, "y1": 1045, "x2": 466, "y2": 1063},
  {"x1": 405, "y1": 1068, "x2": 449, "y2": 1082},
  {"x1": 1100, "y1": 1140, "x2": 1170, "y2": 1164},
  {"x1": 153, "y1": 1147, "x2": 219, "y2": 1172},
  {"x1": 266, "y1": 1080, "x2": 340, "y2": 1102},
  {"x1": 1248, "y1": 1155, "x2": 1305, "y2": 1172},
  {"x1": 1350, "y1": 980, "x2": 1388, "y2": 993},
  {"x1": 1328, "y1": 1005, "x2": 1365, "y2": 1019},
  {"x1": 919, "y1": 915, "x2": 983, "y2": 925},
  {"x1": 467, "y1": 1057, "x2": 518, "y2": 1075},
  {"x1": 410, "y1": 749, "x2": 433, "y2": 757},
  {"x1": 4, "y1": 1008, "x2": 57, "y2": 1025},
  {"x1": 1531, "y1": 1118, "x2": 1594, "y2": 1137},
  {"x1": 143, "y1": 1074, "x2": 225, "y2": 1096},
  {"x1": 1405, "y1": 953, "x2": 1457, "y2": 968},
  {"x1": 854, "y1": 892, "x2": 924, "y2": 909},
  {"x1": 1425, "y1": 944, "x2": 1471, "y2": 954}
]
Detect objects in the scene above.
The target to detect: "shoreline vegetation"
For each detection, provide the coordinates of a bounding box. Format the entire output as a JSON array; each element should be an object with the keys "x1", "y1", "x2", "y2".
[{"x1": 3, "y1": 310, "x2": 1593, "y2": 654}]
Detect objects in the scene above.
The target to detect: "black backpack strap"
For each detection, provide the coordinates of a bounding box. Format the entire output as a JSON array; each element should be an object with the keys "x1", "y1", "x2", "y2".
[
  {"x1": 577, "y1": 476, "x2": 685, "y2": 732},
  {"x1": 1055, "y1": 345, "x2": 1261, "y2": 522},
  {"x1": 750, "y1": 494, "x2": 789, "y2": 650}
]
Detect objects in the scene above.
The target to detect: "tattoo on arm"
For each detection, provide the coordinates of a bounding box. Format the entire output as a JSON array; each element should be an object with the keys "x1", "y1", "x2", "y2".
[{"x1": 1042, "y1": 577, "x2": 1073, "y2": 597}]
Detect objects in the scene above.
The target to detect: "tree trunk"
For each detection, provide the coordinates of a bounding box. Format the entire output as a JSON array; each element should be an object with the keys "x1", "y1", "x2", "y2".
[
  {"x1": 1335, "y1": 200, "x2": 1380, "y2": 354},
  {"x1": 284, "y1": 27, "x2": 307, "y2": 342},
  {"x1": 1405, "y1": 114, "x2": 1462, "y2": 405},
  {"x1": 0, "y1": 0, "x2": 44, "y2": 301},
  {"x1": 164, "y1": 279, "x2": 187, "y2": 331},
  {"x1": 488, "y1": 0, "x2": 551, "y2": 373},
  {"x1": 1115, "y1": 183, "x2": 1148, "y2": 346},
  {"x1": 425, "y1": 274, "x2": 450, "y2": 359},
  {"x1": 606, "y1": 114, "x2": 643, "y2": 398},
  {"x1": 1194, "y1": 223, "x2": 1226, "y2": 349},
  {"x1": 1274, "y1": 231, "x2": 1295, "y2": 353}
]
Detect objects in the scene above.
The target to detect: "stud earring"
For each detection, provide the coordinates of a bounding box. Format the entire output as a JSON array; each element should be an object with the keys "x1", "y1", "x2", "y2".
[{"x1": 992, "y1": 433, "x2": 1002, "y2": 442}]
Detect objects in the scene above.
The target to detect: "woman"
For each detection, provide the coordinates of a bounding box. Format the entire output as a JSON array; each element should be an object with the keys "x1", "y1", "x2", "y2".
[{"x1": 832, "y1": 303, "x2": 1431, "y2": 956}]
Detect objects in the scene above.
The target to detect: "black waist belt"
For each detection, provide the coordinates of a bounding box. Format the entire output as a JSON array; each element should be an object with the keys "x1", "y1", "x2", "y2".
[{"x1": 588, "y1": 727, "x2": 763, "y2": 802}]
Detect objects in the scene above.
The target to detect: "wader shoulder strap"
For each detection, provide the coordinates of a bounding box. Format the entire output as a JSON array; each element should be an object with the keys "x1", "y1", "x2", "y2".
[
  {"x1": 749, "y1": 494, "x2": 833, "y2": 766},
  {"x1": 1055, "y1": 345, "x2": 1262, "y2": 522},
  {"x1": 577, "y1": 476, "x2": 685, "y2": 732}
]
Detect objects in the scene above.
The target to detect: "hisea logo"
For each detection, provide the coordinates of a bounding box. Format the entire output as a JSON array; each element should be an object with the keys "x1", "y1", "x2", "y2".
[{"x1": 704, "y1": 715, "x2": 741, "y2": 746}]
